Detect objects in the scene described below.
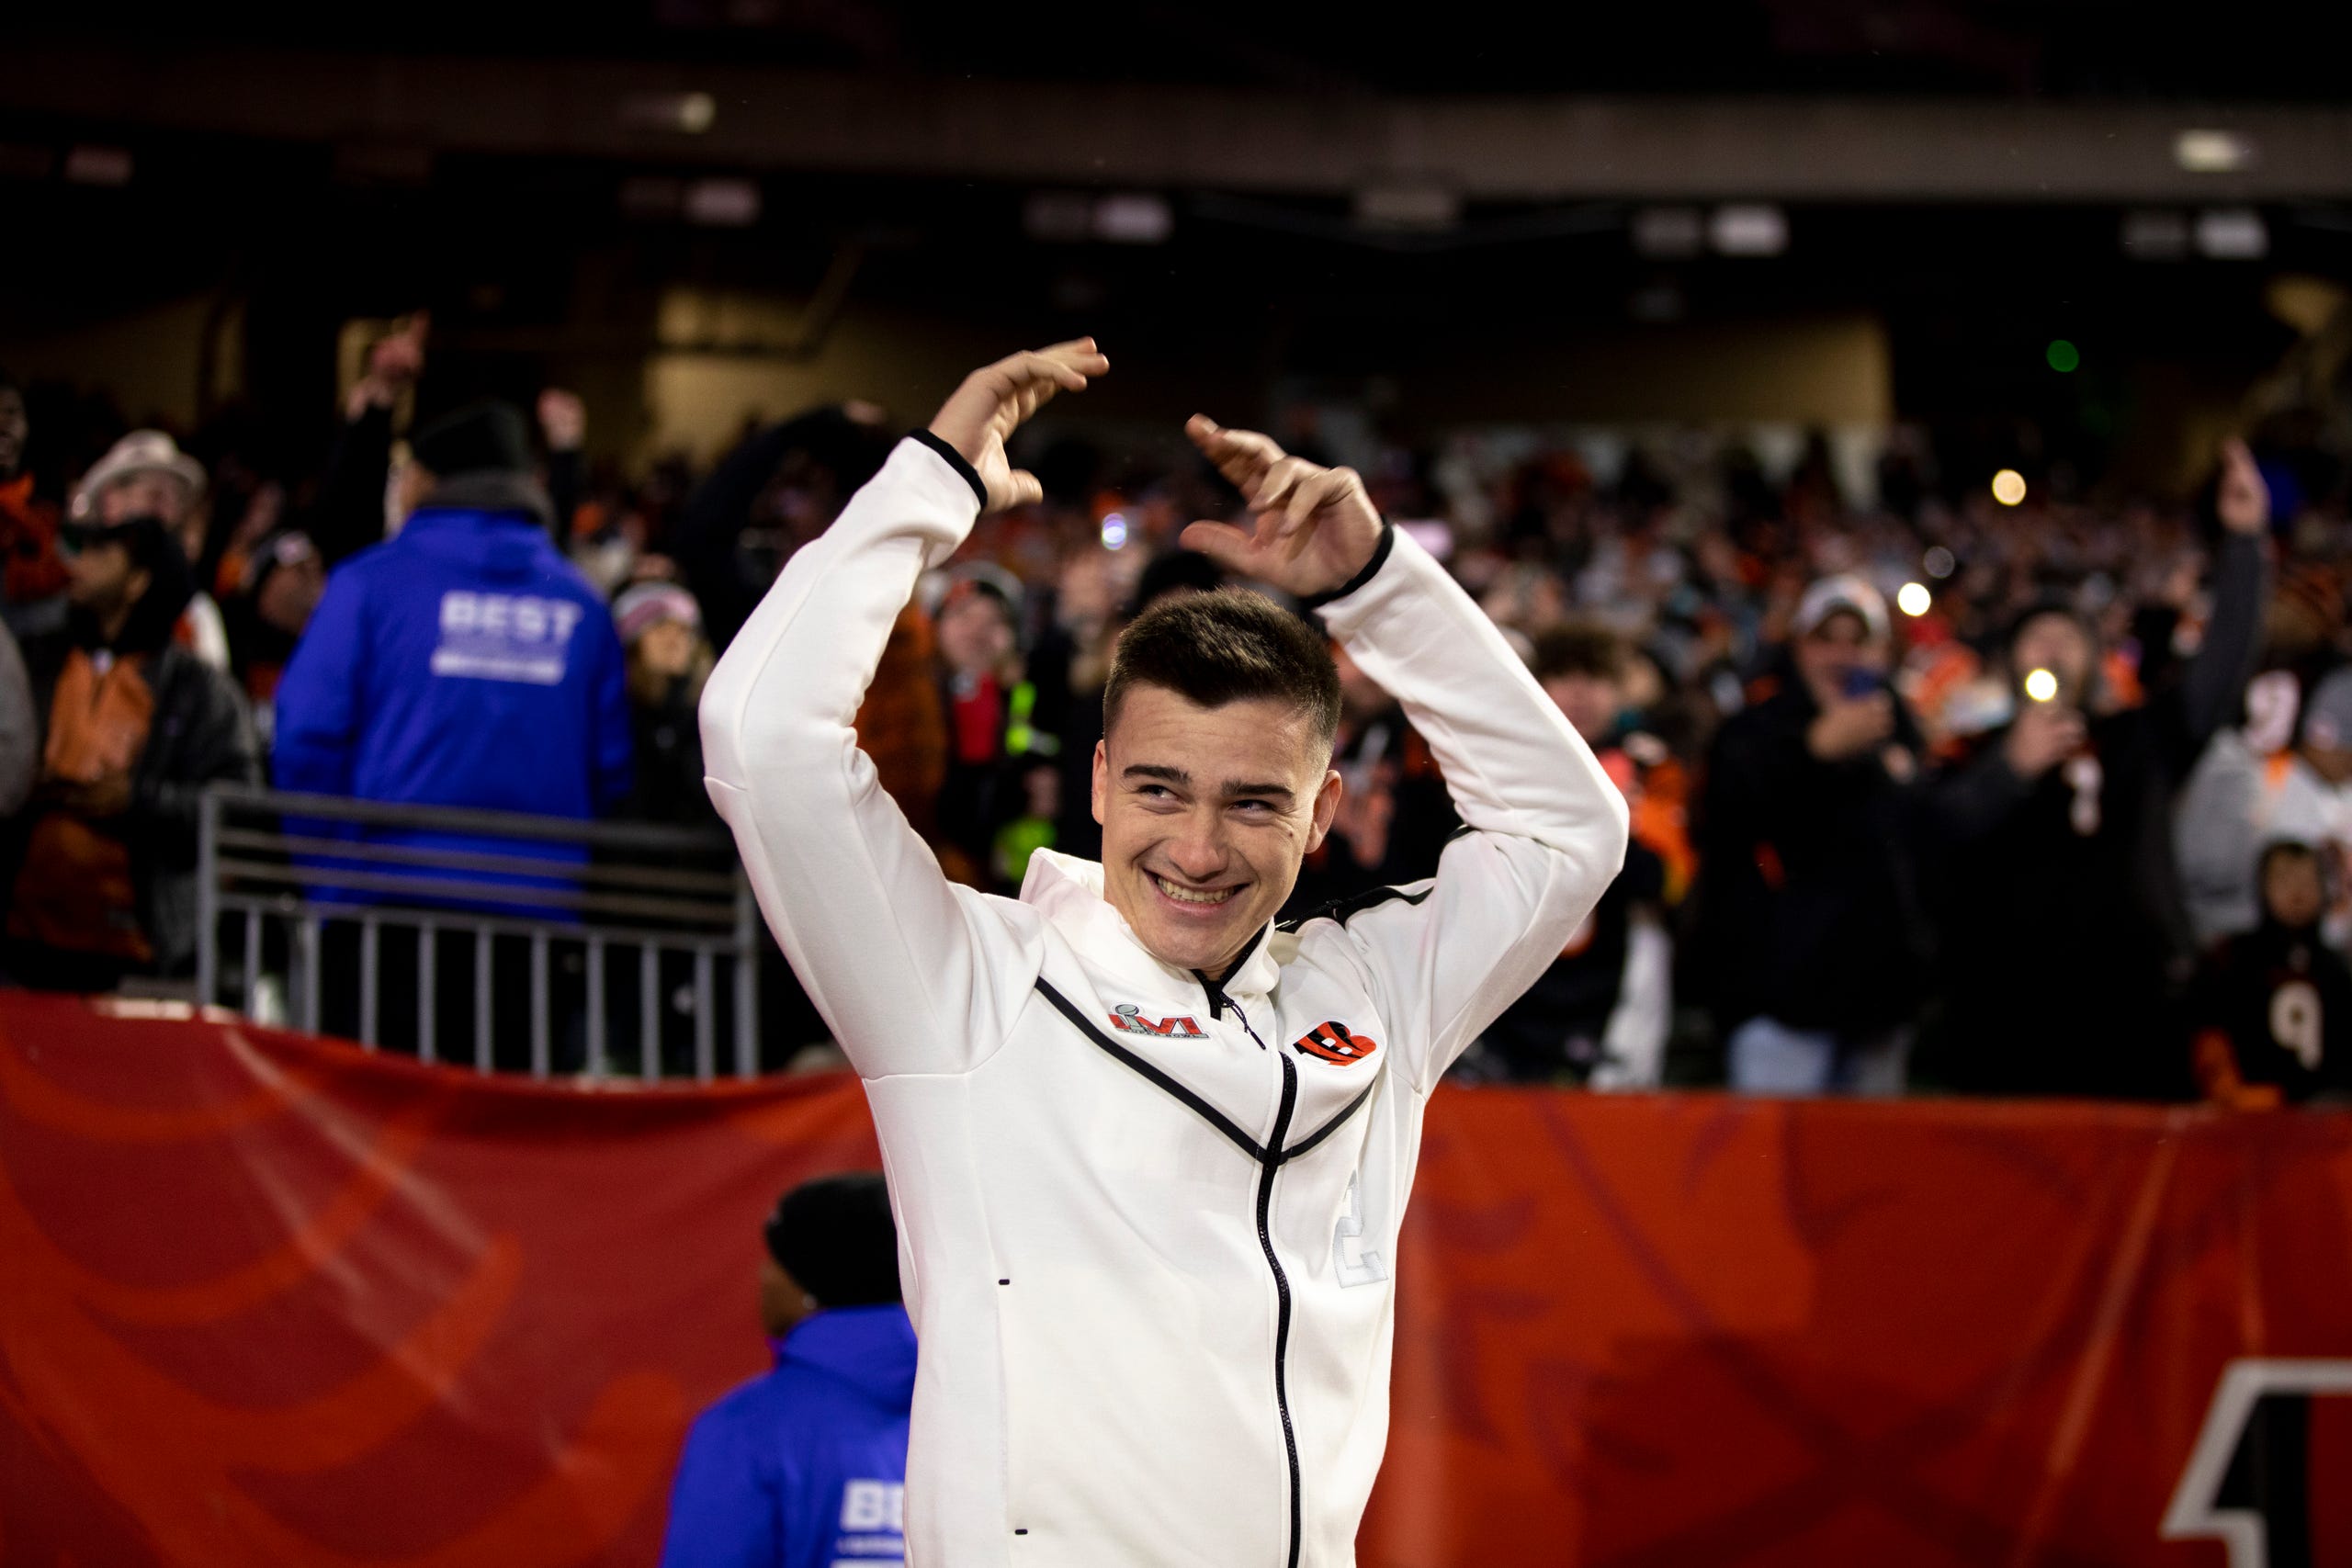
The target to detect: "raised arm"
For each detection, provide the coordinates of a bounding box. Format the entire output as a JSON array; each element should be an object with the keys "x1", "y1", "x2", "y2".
[
  {"x1": 2168, "y1": 439, "x2": 2271, "y2": 763},
  {"x1": 1182, "y1": 422, "x2": 1630, "y2": 1092},
  {"x1": 699, "y1": 342, "x2": 1106, "y2": 1077}
]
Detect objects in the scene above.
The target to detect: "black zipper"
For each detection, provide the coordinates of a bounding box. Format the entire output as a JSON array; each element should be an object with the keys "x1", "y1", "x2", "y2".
[
  {"x1": 1030, "y1": 972, "x2": 1374, "y2": 1568},
  {"x1": 1255, "y1": 1037, "x2": 1304, "y2": 1568},
  {"x1": 1194, "y1": 971, "x2": 1306, "y2": 1567},
  {"x1": 1193, "y1": 927, "x2": 1270, "y2": 1030}
]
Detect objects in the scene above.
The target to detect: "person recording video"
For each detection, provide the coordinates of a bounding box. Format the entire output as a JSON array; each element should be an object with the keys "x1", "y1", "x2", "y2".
[{"x1": 1690, "y1": 574, "x2": 1933, "y2": 1096}]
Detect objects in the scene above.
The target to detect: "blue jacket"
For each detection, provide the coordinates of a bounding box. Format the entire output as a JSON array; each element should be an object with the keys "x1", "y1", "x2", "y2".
[
  {"x1": 271, "y1": 505, "x2": 631, "y2": 908},
  {"x1": 660, "y1": 1305, "x2": 917, "y2": 1568}
]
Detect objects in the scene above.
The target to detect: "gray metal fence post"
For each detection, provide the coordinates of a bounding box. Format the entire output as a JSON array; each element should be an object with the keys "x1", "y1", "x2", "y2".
[
  {"x1": 297, "y1": 915, "x2": 322, "y2": 1034},
  {"x1": 694, "y1": 948, "x2": 715, "y2": 1083},
  {"x1": 530, "y1": 932, "x2": 550, "y2": 1078},
  {"x1": 585, "y1": 937, "x2": 607, "y2": 1080},
  {"x1": 196, "y1": 786, "x2": 220, "y2": 1009},
  {"x1": 359, "y1": 917, "x2": 380, "y2": 1048},
  {"x1": 733, "y1": 876, "x2": 759, "y2": 1078},
  {"x1": 418, "y1": 919, "x2": 437, "y2": 1064},
  {"x1": 640, "y1": 944, "x2": 660, "y2": 1080}
]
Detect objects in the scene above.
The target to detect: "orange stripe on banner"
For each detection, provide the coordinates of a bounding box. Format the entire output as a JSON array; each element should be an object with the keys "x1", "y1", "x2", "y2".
[
  {"x1": 207, "y1": 1237, "x2": 528, "y2": 1472},
  {"x1": 71, "y1": 1103, "x2": 444, "y2": 1326},
  {"x1": 0, "y1": 1007, "x2": 325, "y2": 1142},
  {"x1": 2236, "y1": 1144, "x2": 2269, "y2": 1353},
  {"x1": 2006, "y1": 1125, "x2": 2184, "y2": 1568}
]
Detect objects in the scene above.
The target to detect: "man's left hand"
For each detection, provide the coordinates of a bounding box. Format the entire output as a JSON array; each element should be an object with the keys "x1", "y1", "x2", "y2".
[{"x1": 1181, "y1": 417, "x2": 1384, "y2": 600}]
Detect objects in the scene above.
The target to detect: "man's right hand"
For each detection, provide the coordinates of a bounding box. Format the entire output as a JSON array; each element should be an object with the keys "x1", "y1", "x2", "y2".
[
  {"x1": 927, "y1": 340, "x2": 1107, "y2": 512},
  {"x1": 2003, "y1": 699, "x2": 2086, "y2": 779},
  {"x1": 1807, "y1": 692, "x2": 1894, "y2": 761}
]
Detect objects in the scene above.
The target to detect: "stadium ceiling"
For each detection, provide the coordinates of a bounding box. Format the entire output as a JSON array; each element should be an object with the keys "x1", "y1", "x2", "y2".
[
  {"x1": 5, "y1": 47, "x2": 2351, "y2": 204},
  {"x1": 10, "y1": 1, "x2": 2350, "y2": 101}
]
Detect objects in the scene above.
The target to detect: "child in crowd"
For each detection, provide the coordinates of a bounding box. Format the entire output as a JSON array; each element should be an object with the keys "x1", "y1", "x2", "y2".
[{"x1": 2190, "y1": 840, "x2": 2352, "y2": 1109}]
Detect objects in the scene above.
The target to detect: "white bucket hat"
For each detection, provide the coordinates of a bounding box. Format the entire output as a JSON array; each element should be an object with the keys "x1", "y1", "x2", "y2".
[{"x1": 71, "y1": 429, "x2": 207, "y2": 522}]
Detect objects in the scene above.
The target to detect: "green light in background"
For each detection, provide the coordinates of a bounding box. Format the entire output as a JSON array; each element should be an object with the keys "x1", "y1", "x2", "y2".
[{"x1": 2047, "y1": 339, "x2": 2081, "y2": 373}]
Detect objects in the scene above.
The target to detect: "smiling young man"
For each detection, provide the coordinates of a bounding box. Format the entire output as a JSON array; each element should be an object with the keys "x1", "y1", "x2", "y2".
[{"x1": 701, "y1": 341, "x2": 1627, "y2": 1568}]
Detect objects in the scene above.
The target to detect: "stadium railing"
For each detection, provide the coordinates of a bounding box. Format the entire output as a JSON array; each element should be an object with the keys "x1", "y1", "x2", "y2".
[{"x1": 195, "y1": 784, "x2": 763, "y2": 1080}]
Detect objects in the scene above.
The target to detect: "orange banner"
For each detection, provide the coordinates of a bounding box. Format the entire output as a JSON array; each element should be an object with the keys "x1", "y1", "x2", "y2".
[{"x1": 4, "y1": 992, "x2": 2349, "y2": 1566}]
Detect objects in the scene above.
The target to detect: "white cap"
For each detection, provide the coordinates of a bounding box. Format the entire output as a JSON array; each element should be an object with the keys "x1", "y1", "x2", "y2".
[
  {"x1": 71, "y1": 430, "x2": 206, "y2": 522},
  {"x1": 1793, "y1": 573, "x2": 1890, "y2": 644}
]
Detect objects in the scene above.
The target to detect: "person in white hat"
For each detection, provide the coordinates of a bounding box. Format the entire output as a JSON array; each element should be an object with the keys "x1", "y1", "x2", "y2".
[
  {"x1": 72, "y1": 430, "x2": 208, "y2": 529},
  {"x1": 1690, "y1": 570, "x2": 1933, "y2": 1096},
  {"x1": 71, "y1": 431, "x2": 229, "y2": 671}
]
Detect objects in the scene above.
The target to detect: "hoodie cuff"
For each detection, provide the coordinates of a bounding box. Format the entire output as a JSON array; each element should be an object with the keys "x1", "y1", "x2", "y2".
[
  {"x1": 1302, "y1": 519, "x2": 1396, "y2": 613},
  {"x1": 910, "y1": 430, "x2": 989, "y2": 513}
]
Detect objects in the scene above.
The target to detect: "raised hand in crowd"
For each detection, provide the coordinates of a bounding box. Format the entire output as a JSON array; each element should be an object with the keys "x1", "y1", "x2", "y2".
[
  {"x1": 312, "y1": 310, "x2": 429, "y2": 570},
  {"x1": 2216, "y1": 436, "x2": 2269, "y2": 536},
  {"x1": 345, "y1": 311, "x2": 428, "y2": 420},
  {"x1": 538, "y1": 389, "x2": 587, "y2": 453},
  {"x1": 538, "y1": 388, "x2": 588, "y2": 540}
]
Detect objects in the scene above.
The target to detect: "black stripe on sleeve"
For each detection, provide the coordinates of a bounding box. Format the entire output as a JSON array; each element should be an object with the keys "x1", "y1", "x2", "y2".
[
  {"x1": 1301, "y1": 518, "x2": 1396, "y2": 611},
  {"x1": 1277, "y1": 883, "x2": 1432, "y2": 934},
  {"x1": 910, "y1": 429, "x2": 989, "y2": 511}
]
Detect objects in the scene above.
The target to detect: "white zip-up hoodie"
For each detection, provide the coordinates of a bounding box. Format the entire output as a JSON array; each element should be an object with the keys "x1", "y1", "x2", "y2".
[{"x1": 702, "y1": 435, "x2": 1628, "y2": 1568}]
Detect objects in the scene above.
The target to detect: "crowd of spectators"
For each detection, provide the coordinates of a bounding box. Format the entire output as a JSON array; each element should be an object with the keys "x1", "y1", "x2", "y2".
[{"x1": 3, "y1": 317, "x2": 2350, "y2": 1106}]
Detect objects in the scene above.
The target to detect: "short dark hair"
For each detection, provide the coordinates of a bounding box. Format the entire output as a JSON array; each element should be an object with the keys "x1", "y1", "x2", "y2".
[
  {"x1": 1532, "y1": 620, "x2": 1627, "y2": 683},
  {"x1": 763, "y1": 1172, "x2": 900, "y2": 1309},
  {"x1": 1103, "y1": 588, "x2": 1341, "y2": 749}
]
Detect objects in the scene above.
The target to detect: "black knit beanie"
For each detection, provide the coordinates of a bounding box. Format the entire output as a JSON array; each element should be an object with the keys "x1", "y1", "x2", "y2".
[
  {"x1": 412, "y1": 400, "x2": 534, "y2": 480},
  {"x1": 763, "y1": 1172, "x2": 901, "y2": 1309}
]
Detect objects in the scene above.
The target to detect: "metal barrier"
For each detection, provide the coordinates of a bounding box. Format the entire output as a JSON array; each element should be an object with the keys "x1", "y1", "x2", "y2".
[{"x1": 196, "y1": 784, "x2": 763, "y2": 1079}]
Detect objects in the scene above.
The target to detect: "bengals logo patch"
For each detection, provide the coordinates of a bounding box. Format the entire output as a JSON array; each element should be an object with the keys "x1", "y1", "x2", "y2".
[{"x1": 1292, "y1": 1021, "x2": 1379, "y2": 1065}]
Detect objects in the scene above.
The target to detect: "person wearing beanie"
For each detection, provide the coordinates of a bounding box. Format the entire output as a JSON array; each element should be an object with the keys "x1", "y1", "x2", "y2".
[
  {"x1": 275, "y1": 393, "x2": 627, "y2": 832},
  {"x1": 1690, "y1": 571, "x2": 1934, "y2": 1095},
  {"x1": 2, "y1": 513, "x2": 258, "y2": 990},
  {"x1": 660, "y1": 1172, "x2": 914, "y2": 1568},
  {"x1": 1918, "y1": 438, "x2": 2273, "y2": 1099},
  {"x1": 272, "y1": 396, "x2": 630, "y2": 1061},
  {"x1": 612, "y1": 581, "x2": 715, "y2": 827}
]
